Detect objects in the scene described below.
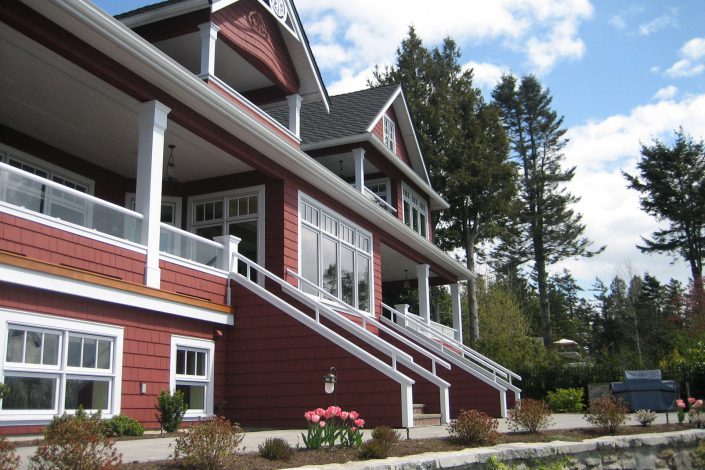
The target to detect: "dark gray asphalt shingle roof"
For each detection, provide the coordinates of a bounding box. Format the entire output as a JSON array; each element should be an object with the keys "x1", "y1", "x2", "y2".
[{"x1": 268, "y1": 84, "x2": 400, "y2": 145}]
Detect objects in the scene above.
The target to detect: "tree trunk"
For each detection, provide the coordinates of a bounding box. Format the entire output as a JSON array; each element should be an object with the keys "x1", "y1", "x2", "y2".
[{"x1": 465, "y1": 216, "x2": 480, "y2": 343}]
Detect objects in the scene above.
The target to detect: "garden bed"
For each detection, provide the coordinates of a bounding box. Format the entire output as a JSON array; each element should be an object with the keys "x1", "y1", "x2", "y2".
[{"x1": 120, "y1": 423, "x2": 696, "y2": 469}]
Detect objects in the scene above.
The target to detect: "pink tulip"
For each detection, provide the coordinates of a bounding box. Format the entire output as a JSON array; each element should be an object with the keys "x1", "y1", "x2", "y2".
[
  {"x1": 319, "y1": 420, "x2": 326, "y2": 428},
  {"x1": 311, "y1": 414, "x2": 320, "y2": 423},
  {"x1": 304, "y1": 411, "x2": 313, "y2": 421},
  {"x1": 688, "y1": 397, "x2": 697, "y2": 405},
  {"x1": 315, "y1": 408, "x2": 326, "y2": 416},
  {"x1": 339, "y1": 411, "x2": 349, "y2": 420},
  {"x1": 349, "y1": 411, "x2": 359, "y2": 420},
  {"x1": 324, "y1": 409, "x2": 334, "y2": 419},
  {"x1": 695, "y1": 400, "x2": 703, "y2": 408},
  {"x1": 354, "y1": 418, "x2": 365, "y2": 427},
  {"x1": 676, "y1": 399, "x2": 686, "y2": 408},
  {"x1": 350, "y1": 426, "x2": 357, "y2": 432}
]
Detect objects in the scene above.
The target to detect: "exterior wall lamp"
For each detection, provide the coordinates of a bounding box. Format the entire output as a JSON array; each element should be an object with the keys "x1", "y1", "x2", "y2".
[{"x1": 323, "y1": 367, "x2": 337, "y2": 394}]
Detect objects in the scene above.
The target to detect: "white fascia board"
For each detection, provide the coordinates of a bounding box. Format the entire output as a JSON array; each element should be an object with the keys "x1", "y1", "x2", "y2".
[
  {"x1": 23, "y1": 1, "x2": 464, "y2": 279},
  {"x1": 118, "y1": 0, "x2": 209, "y2": 28},
  {"x1": 395, "y1": 89, "x2": 431, "y2": 185},
  {"x1": 210, "y1": 0, "x2": 240, "y2": 13},
  {"x1": 365, "y1": 86, "x2": 402, "y2": 133},
  {"x1": 0, "y1": 263, "x2": 233, "y2": 326}
]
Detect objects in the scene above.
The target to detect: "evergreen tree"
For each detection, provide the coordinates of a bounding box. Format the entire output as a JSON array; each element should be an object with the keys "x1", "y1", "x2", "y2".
[
  {"x1": 371, "y1": 29, "x2": 515, "y2": 343},
  {"x1": 623, "y1": 128, "x2": 705, "y2": 306},
  {"x1": 491, "y1": 74, "x2": 603, "y2": 346}
]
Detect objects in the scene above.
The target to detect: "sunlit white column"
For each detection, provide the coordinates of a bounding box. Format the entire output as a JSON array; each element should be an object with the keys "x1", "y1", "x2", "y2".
[
  {"x1": 417, "y1": 263, "x2": 430, "y2": 325},
  {"x1": 199, "y1": 22, "x2": 219, "y2": 76}
]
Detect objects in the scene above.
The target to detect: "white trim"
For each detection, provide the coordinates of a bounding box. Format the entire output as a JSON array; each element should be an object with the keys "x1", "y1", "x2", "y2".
[
  {"x1": 366, "y1": 87, "x2": 402, "y2": 134},
  {"x1": 0, "y1": 263, "x2": 233, "y2": 326},
  {"x1": 365, "y1": 177, "x2": 392, "y2": 206},
  {"x1": 0, "y1": 202, "x2": 147, "y2": 255},
  {"x1": 402, "y1": 183, "x2": 429, "y2": 239},
  {"x1": 383, "y1": 114, "x2": 396, "y2": 153},
  {"x1": 159, "y1": 252, "x2": 228, "y2": 278},
  {"x1": 125, "y1": 193, "x2": 183, "y2": 227},
  {"x1": 297, "y1": 192, "x2": 374, "y2": 314},
  {"x1": 0, "y1": 308, "x2": 123, "y2": 424},
  {"x1": 169, "y1": 335, "x2": 215, "y2": 420}
]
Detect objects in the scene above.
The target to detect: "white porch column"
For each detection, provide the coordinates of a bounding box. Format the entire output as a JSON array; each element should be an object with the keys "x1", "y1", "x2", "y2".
[
  {"x1": 451, "y1": 282, "x2": 463, "y2": 343},
  {"x1": 215, "y1": 235, "x2": 241, "y2": 305},
  {"x1": 394, "y1": 303, "x2": 410, "y2": 327},
  {"x1": 416, "y1": 263, "x2": 430, "y2": 325},
  {"x1": 198, "y1": 22, "x2": 219, "y2": 76},
  {"x1": 352, "y1": 147, "x2": 365, "y2": 192},
  {"x1": 136, "y1": 100, "x2": 171, "y2": 288},
  {"x1": 286, "y1": 93, "x2": 302, "y2": 138}
]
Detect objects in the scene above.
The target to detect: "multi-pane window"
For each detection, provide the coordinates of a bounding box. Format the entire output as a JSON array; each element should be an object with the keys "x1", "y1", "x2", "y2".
[
  {"x1": 0, "y1": 148, "x2": 93, "y2": 227},
  {"x1": 383, "y1": 115, "x2": 396, "y2": 153},
  {"x1": 1, "y1": 311, "x2": 122, "y2": 419},
  {"x1": 170, "y1": 337, "x2": 214, "y2": 418},
  {"x1": 402, "y1": 185, "x2": 428, "y2": 239},
  {"x1": 300, "y1": 196, "x2": 373, "y2": 312},
  {"x1": 190, "y1": 188, "x2": 263, "y2": 278}
]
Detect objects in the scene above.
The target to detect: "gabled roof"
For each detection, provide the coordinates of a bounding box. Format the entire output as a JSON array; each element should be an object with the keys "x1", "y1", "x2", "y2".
[
  {"x1": 267, "y1": 84, "x2": 446, "y2": 210},
  {"x1": 116, "y1": 0, "x2": 330, "y2": 110}
]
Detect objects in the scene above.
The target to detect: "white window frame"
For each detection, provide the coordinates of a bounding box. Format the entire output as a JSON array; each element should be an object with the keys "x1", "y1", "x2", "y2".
[
  {"x1": 187, "y1": 186, "x2": 265, "y2": 272},
  {"x1": 0, "y1": 309, "x2": 123, "y2": 425},
  {"x1": 298, "y1": 192, "x2": 374, "y2": 314},
  {"x1": 383, "y1": 115, "x2": 396, "y2": 153},
  {"x1": 365, "y1": 178, "x2": 391, "y2": 206},
  {"x1": 402, "y1": 184, "x2": 429, "y2": 239},
  {"x1": 169, "y1": 335, "x2": 214, "y2": 420}
]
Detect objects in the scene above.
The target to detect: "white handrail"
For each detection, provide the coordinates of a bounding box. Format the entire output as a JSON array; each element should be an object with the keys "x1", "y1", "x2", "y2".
[
  {"x1": 160, "y1": 223, "x2": 224, "y2": 248},
  {"x1": 382, "y1": 302, "x2": 522, "y2": 384},
  {"x1": 286, "y1": 269, "x2": 452, "y2": 372},
  {"x1": 0, "y1": 162, "x2": 143, "y2": 219}
]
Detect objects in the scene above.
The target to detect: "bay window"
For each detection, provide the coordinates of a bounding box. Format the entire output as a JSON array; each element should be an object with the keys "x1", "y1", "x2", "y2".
[
  {"x1": 0, "y1": 309, "x2": 123, "y2": 422},
  {"x1": 299, "y1": 195, "x2": 372, "y2": 312}
]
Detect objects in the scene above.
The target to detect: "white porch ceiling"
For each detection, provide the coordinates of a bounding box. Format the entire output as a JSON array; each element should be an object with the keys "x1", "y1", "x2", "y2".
[{"x1": 0, "y1": 24, "x2": 252, "y2": 182}]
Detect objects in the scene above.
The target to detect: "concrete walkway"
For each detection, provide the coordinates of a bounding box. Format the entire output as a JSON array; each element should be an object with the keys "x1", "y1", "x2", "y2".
[{"x1": 11, "y1": 412, "x2": 679, "y2": 468}]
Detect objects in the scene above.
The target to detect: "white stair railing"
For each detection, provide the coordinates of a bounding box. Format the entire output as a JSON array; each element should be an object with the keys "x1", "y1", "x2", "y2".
[{"x1": 381, "y1": 303, "x2": 522, "y2": 417}]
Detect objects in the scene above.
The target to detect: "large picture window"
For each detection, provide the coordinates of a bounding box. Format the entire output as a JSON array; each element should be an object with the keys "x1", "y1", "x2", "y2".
[
  {"x1": 402, "y1": 185, "x2": 428, "y2": 239},
  {"x1": 0, "y1": 310, "x2": 123, "y2": 423},
  {"x1": 299, "y1": 195, "x2": 373, "y2": 313},
  {"x1": 170, "y1": 336, "x2": 214, "y2": 419}
]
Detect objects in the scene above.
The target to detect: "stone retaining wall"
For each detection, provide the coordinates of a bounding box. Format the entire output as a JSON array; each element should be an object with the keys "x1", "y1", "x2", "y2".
[{"x1": 294, "y1": 429, "x2": 705, "y2": 470}]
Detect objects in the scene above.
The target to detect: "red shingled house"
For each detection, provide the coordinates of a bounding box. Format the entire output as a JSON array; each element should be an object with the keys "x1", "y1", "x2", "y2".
[{"x1": 0, "y1": 0, "x2": 520, "y2": 433}]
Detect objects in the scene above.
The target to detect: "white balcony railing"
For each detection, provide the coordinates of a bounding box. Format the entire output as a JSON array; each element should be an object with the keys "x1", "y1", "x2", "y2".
[
  {"x1": 0, "y1": 161, "x2": 143, "y2": 243},
  {"x1": 159, "y1": 223, "x2": 223, "y2": 267}
]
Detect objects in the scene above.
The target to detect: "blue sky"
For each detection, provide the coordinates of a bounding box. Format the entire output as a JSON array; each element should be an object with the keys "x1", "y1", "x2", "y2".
[{"x1": 97, "y1": 0, "x2": 705, "y2": 294}]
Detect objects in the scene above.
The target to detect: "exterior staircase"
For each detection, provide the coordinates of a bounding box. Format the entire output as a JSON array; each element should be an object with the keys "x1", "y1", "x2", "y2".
[{"x1": 413, "y1": 403, "x2": 442, "y2": 427}]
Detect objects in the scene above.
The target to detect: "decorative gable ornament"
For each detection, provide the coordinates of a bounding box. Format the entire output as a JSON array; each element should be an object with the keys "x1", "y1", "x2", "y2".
[{"x1": 257, "y1": 0, "x2": 298, "y2": 40}]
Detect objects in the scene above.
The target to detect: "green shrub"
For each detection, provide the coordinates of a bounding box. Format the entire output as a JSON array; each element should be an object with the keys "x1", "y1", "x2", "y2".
[
  {"x1": 44, "y1": 407, "x2": 108, "y2": 439},
  {"x1": 258, "y1": 437, "x2": 294, "y2": 461},
  {"x1": 173, "y1": 416, "x2": 244, "y2": 469},
  {"x1": 155, "y1": 390, "x2": 187, "y2": 433},
  {"x1": 107, "y1": 414, "x2": 144, "y2": 436},
  {"x1": 30, "y1": 413, "x2": 122, "y2": 469},
  {"x1": 507, "y1": 398, "x2": 553, "y2": 433},
  {"x1": 0, "y1": 436, "x2": 19, "y2": 469},
  {"x1": 358, "y1": 426, "x2": 401, "y2": 460},
  {"x1": 447, "y1": 409, "x2": 499, "y2": 445},
  {"x1": 546, "y1": 388, "x2": 584, "y2": 413},
  {"x1": 584, "y1": 396, "x2": 628, "y2": 434}
]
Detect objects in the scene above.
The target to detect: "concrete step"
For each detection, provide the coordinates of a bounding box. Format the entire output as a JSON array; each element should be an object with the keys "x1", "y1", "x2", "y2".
[
  {"x1": 412, "y1": 403, "x2": 426, "y2": 414},
  {"x1": 413, "y1": 413, "x2": 442, "y2": 427}
]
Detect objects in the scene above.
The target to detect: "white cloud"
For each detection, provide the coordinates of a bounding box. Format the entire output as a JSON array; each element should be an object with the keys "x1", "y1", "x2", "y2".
[
  {"x1": 608, "y1": 5, "x2": 644, "y2": 32},
  {"x1": 664, "y1": 36, "x2": 705, "y2": 78},
  {"x1": 297, "y1": 0, "x2": 593, "y2": 93},
  {"x1": 608, "y1": 15, "x2": 626, "y2": 30},
  {"x1": 653, "y1": 85, "x2": 678, "y2": 100},
  {"x1": 555, "y1": 93, "x2": 705, "y2": 287},
  {"x1": 463, "y1": 61, "x2": 507, "y2": 91},
  {"x1": 638, "y1": 10, "x2": 678, "y2": 36}
]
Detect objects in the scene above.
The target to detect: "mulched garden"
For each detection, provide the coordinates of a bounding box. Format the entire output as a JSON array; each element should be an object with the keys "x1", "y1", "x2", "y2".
[{"x1": 120, "y1": 423, "x2": 695, "y2": 469}]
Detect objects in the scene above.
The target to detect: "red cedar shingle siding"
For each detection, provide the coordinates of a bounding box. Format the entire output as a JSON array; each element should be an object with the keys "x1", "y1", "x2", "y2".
[
  {"x1": 213, "y1": 0, "x2": 299, "y2": 95},
  {"x1": 159, "y1": 261, "x2": 228, "y2": 304},
  {"x1": 0, "y1": 284, "x2": 217, "y2": 434}
]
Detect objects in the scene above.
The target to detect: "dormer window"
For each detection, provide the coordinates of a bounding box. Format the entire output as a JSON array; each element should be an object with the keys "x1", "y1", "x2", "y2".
[{"x1": 383, "y1": 115, "x2": 396, "y2": 153}]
